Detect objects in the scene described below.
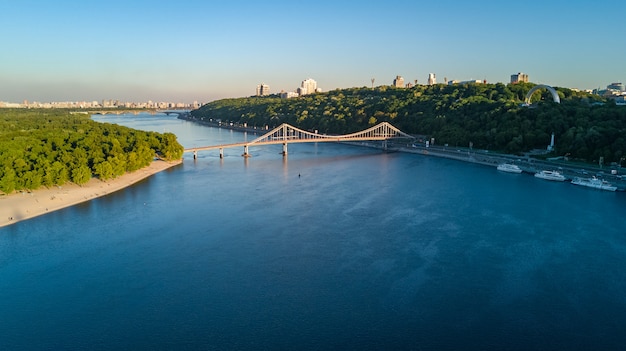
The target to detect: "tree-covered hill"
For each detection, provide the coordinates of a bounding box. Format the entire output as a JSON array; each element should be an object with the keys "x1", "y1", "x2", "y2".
[
  {"x1": 191, "y1": 83, "x2": 625, "y2": 165},
  {"x1": 0, "y1": 109, "x2": 184, "y2": 194}
]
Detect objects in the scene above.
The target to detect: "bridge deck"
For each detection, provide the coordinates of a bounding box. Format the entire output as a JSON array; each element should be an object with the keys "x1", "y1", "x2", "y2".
[{"x1": 184, "y1": 137, "x2": 394, "y2": 152}]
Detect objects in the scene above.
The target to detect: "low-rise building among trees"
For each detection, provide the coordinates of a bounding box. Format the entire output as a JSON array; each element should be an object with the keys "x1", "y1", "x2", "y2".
[{"x1": 511, "y1": 72, "x2": 529, "y2": 84}]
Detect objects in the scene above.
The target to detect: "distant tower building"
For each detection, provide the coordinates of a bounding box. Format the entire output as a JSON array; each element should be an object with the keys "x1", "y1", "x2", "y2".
[
  {"x1": 393, "y1": 75, "x2": 404, "y2": 88},
  {"x1": 299, "y1": 78, "x2": 318, "y2": 96},
  {"x1": 427, "y1": 73, "x2": 436, "y2": 85},
  {"x1": 511, "y1": 72, "x2": 529, "y2": 84},
  {"x1": 256, "y1": 83, "x2": 270, "y2": 96}
]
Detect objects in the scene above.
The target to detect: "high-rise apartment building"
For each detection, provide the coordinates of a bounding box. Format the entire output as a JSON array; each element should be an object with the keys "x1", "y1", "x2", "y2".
[
  {"x1": 427, "y1": 73, "x2": 436, "y2": 85},
  {"x1": 511, "y1": 72, "x2": 529, "y2": 84},
  {"x1": 393, "y1": 75, "x2": 404, "y2": 88},
  {"x1": 256, "y1": 83, "x2": 270, "y2": 96},
  {"x1": 299, "y1": 78, "x2": 318, "y2": 96}
]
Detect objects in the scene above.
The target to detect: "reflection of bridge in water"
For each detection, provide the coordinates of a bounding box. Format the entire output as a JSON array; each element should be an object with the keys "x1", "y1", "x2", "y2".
[{"x1": 184, "y1": 122, "x2": 414, "y2": 158}]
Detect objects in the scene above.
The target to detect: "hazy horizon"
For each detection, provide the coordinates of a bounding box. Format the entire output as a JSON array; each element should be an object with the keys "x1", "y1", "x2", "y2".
[{"x1": 2, "y1": 0, "x2": 624, "y2": 104}]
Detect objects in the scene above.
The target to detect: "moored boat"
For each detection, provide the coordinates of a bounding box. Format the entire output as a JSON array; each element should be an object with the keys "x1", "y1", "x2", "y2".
[
  {"x1": 534, "y1": 170, "x2": 566, "y2": 181},
  {"x1": 497, "y1": 163, "x2": 522, "y2": 173},
  {"x1": 571, "y1": 176, "x2": 617, "y2": 191}
]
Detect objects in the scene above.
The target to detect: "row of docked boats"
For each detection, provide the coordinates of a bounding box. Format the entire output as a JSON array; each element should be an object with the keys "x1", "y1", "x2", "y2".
[{"x1": 497, "y1": 163, "x2": 618, "y2": 191}]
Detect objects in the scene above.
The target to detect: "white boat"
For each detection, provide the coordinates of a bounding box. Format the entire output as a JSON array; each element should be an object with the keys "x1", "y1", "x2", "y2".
[
  {"x1": 497, "y1": 163, "x2": 522, "y2": 173},
  {"x1": 534, "y1": 170, "x2": 567, "y2": 181},
  {"x1": 571, "y1": 176, "x2": 617, "y2": 191}
]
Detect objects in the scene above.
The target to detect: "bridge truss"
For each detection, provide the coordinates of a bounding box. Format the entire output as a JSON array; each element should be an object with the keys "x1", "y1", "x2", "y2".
[
  {"x1": 186, "y1": 122, "x2": 414, "y2": 158},
  {"x1": 250, "y1": 122, "x2": 413, "y2": 144}
]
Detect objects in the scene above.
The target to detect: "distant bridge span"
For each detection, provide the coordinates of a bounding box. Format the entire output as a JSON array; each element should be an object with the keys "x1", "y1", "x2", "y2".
[{"x1": 184, "y1": 122, "x2": 414, "y2": 158}]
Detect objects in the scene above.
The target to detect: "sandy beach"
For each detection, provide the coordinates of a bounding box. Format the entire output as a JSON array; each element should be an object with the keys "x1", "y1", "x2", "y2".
[{"x1": 0, "y1": 159, "x2": 182, "y2": 228}]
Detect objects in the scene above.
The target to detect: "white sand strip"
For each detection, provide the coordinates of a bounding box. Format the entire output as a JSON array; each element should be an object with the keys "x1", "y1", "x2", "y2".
[{"x1": 0, "y1": 159, "x2": 182, "y2": 228}]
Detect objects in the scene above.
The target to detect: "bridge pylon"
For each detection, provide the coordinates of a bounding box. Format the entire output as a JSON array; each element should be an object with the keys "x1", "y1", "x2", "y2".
[{"x1": 242, "y1": 145, "x2": 250, "y2": 158}]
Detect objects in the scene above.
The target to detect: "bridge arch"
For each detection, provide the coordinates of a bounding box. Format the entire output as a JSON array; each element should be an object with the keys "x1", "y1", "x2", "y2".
[
  {"x1": 184, "y1": 122, "x2": 415, "y2": 157},
  {"x1": 525, "y1": 84, "x2": 560, "y2": 105}
]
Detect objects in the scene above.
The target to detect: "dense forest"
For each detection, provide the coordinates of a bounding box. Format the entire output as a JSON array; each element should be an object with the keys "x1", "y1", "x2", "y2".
[
  {"x1": 191, "y1": 82, "x2": 625, "y2": 166},
  {"x1": 0, "y1": 109, "x2": 184, "y2": 194}
]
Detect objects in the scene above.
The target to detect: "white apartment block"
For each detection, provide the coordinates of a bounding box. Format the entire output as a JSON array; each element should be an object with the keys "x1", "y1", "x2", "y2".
[
  {"x1": 428, "y1": 73, "x2": 436, "y2": 85},
  {"x1": 300, "y1": 78, "x2": 318, "y2": 96},
  {"x1": 256, "y1": 83, "x2": 271, "y2": 96}
]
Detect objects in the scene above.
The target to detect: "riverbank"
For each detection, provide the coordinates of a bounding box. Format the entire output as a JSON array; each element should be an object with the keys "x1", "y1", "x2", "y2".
[
  {"x1": 346, "y1": 140, "x2": 626, "y2": 191},
  {"x1": 397, "y1": 144, "x2": 626, "y2": 190},
  {"x1": 0, "y1": 159, "x2": 182, "y2": 228},
  {"x1": 180, "y1": 114, "x2": 626, "y2": 191}
]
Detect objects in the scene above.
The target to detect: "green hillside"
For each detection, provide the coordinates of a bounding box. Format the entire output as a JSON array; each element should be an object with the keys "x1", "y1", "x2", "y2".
[{"x1": 192, "y1": 83, "x2": 625, "y2": 165}]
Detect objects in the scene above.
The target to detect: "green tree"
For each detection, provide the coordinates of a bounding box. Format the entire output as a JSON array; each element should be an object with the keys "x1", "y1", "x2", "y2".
[
  {"x1": 71, "y1": 165, "x2": 92, "y2": 185},
  {"x1": 94, "y1": 160, "x2": 114, "y2": 180},
  {"x1": 0, "y1": 167, "x2": 17, "y2": 194}
]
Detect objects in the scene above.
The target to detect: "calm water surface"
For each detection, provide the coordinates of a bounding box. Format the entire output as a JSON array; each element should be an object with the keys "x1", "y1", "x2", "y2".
[{"x1": 1, "y1": 114, "x2": 626, "y2": 350}]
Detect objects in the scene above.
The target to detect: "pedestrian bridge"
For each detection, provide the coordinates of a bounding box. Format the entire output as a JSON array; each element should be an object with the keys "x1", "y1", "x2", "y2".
[{"x1": 184, "y1": 122, "x2": 414, "y2": 158}]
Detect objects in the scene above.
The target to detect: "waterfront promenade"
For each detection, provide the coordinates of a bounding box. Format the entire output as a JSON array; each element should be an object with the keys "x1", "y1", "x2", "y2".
[
  {"x1": 393, "y1": 143, "x2": 626, "y2": 190},
  {"x1": 179, "y1": 115, "x2": 626, "y2": 191}
]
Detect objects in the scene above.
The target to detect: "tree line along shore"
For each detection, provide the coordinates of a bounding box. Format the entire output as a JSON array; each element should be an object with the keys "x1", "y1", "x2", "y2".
[
  {"x1": 3, "y1": 82, "x2": 626, "y2": 195},
  {"x1": 0, "y1": 109, "x2": 184, "y2": 195},
  {"x1": 191, "y1": 82, "x2": 626, "y2": 168}
]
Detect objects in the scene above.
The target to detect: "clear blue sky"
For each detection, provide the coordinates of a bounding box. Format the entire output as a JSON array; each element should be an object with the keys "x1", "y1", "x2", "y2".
[{"x1": 1, "y1": 0, "x2": 624, "y2": 104}]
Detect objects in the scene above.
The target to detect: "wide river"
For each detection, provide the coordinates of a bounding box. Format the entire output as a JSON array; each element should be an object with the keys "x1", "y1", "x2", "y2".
[{"x1": 2, "y1": 113, "x2": 626, "y2": 350}]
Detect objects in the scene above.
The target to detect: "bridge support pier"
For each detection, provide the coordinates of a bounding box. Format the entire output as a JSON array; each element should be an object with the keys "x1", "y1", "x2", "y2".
[
  {"x1": 219, "y1": 148, "x2": 224, "y2": 159},
  {"x1": 282, "y1": 143, "x2": 288, "y2": 156},
  {"x1": 242, "y1": 145, "x2": 250, "y2": 157}
]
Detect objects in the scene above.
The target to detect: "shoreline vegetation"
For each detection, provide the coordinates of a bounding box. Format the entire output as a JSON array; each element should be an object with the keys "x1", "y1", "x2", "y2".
[
  {"x1": 0, "y1": 108, "x2": 185, "y2": 228},
  {"x1": 0, "y1": 109, "x2": 184, "y2": 194},
  {"x1": 1, "y1": 159, "x2": 182, "y2": 228},
  {"x1": 191, "y1": 83, "x2": 626, "y2": 167},
  {"x1": 3, "y1": 81, "x2": 626, "y2": 227},
  {"x1": 179, "y1": 112, "x2": 625, "y2": 190}
]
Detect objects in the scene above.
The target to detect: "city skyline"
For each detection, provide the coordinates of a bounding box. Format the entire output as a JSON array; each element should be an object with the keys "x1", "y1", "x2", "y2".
[{"x1": 1, "y1": 0, "x2": 624, "y2": 104}]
